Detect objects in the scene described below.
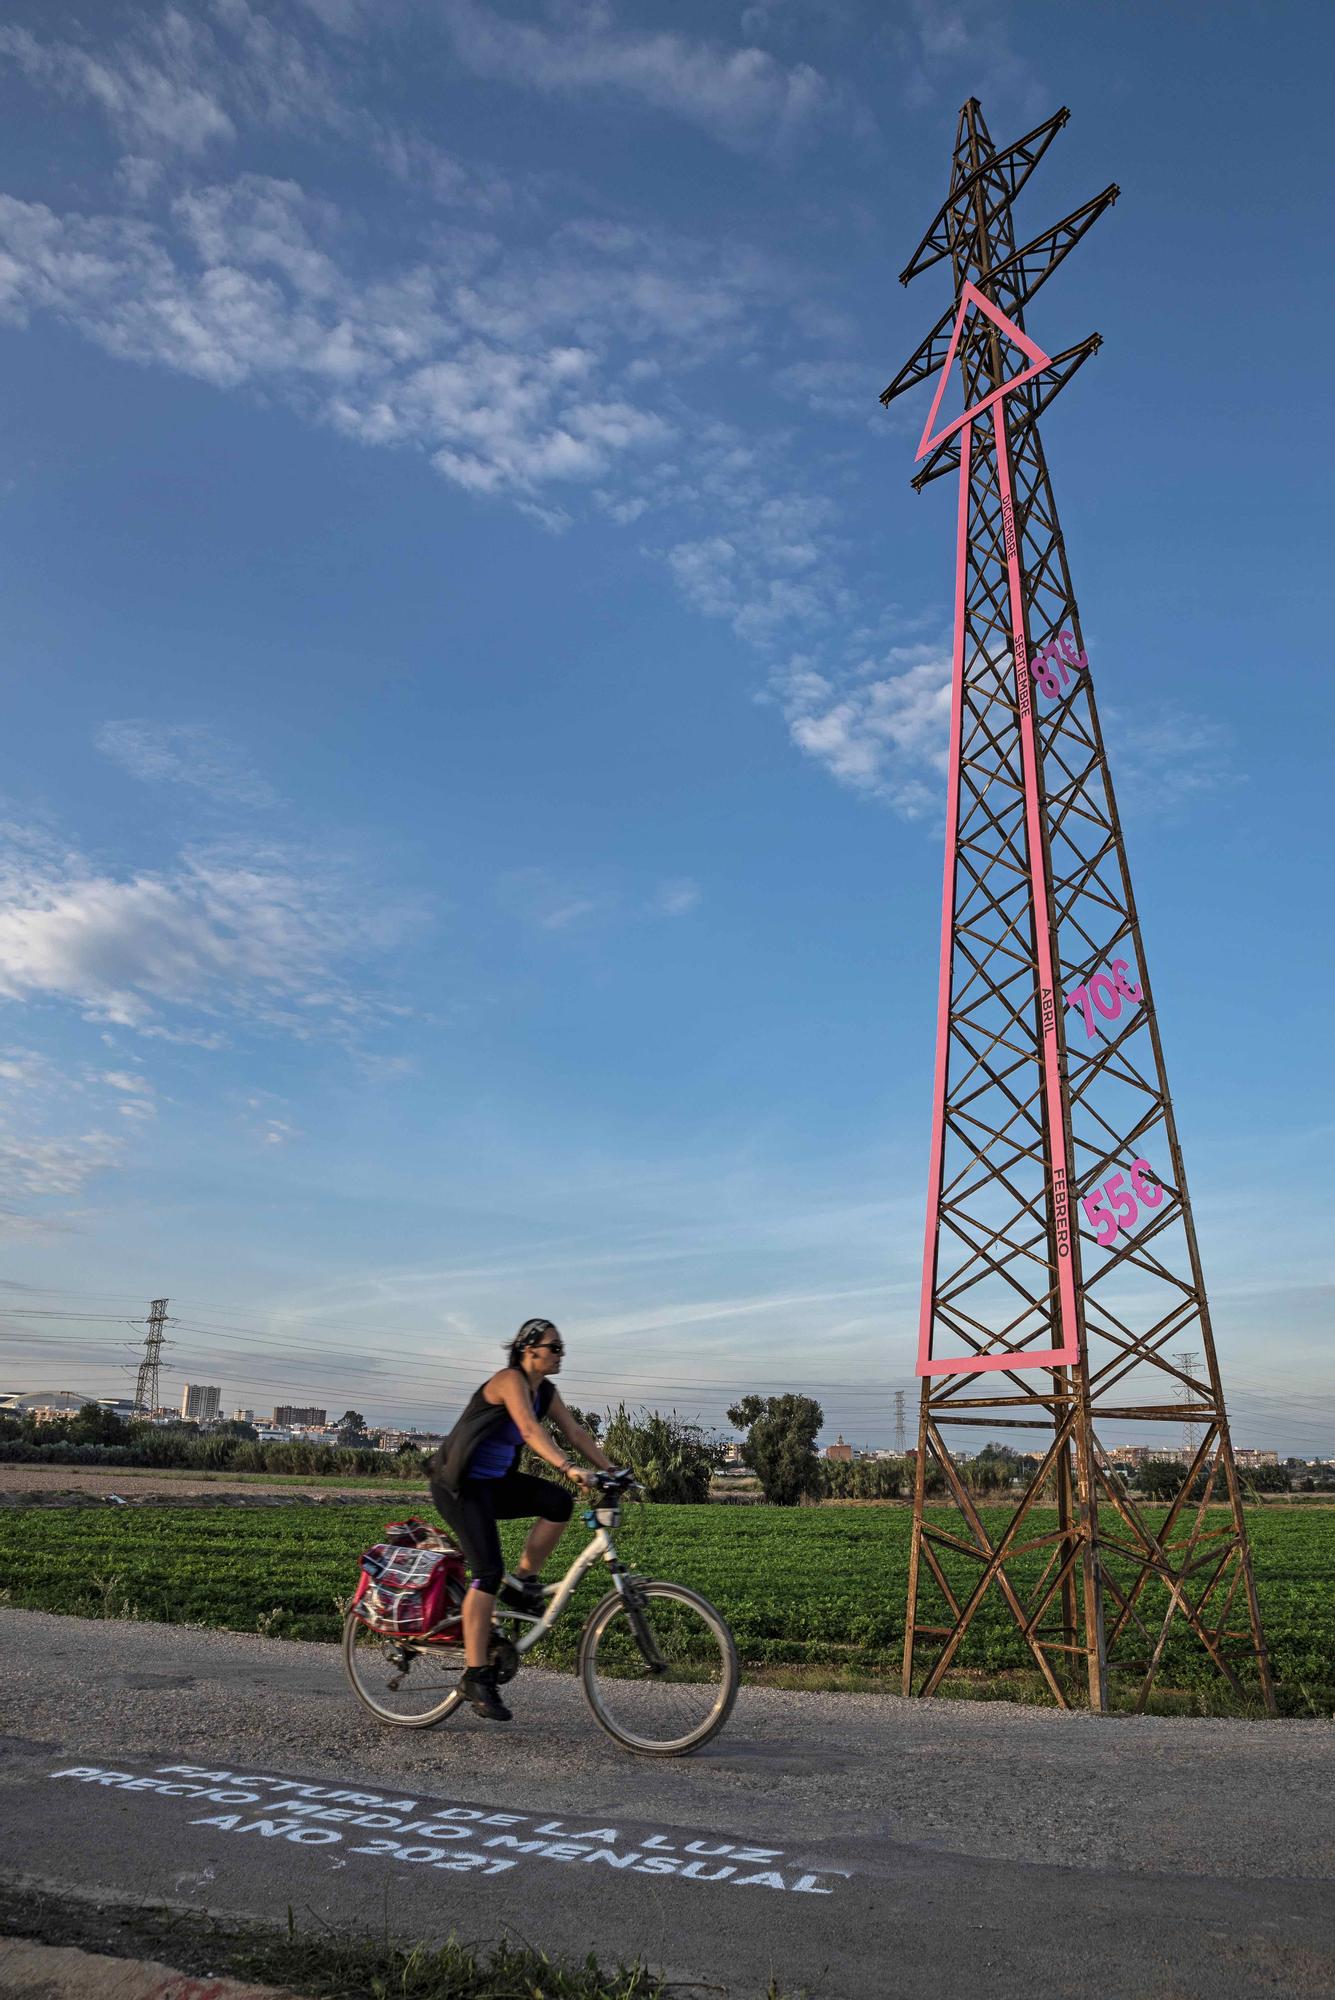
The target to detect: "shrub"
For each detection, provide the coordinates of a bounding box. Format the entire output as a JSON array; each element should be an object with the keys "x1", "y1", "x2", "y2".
[
  {"x1": 599, "y1": 1405, "x2": 726, "y2": 1504},
  {"x1": 726, "y1": 1394, "x2": 824, "y2": 1507},
  {"x1": 817, "y1": 1457, "x2": 909, "y2": 1500}
]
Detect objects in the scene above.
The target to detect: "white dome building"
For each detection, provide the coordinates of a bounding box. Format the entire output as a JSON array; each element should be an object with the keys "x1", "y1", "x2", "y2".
[{"x1": 0, "y1": 1388, "x2": 98, "y2": 1415}]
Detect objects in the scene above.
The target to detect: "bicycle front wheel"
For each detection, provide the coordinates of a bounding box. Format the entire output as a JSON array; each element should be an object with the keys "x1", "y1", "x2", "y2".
[
  {"x1": 342, "y1": 1612, "x2": 466, "y2": 1728},
  {"x1": 578, "y1": 1581, "x2": 739, "y2": 1756}
]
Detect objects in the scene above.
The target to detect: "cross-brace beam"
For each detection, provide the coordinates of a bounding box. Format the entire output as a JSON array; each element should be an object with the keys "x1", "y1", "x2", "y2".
[
  {"x1": 882, "y1": 186, "x2": 1118, "y2": 409},
  {"x1": 898, "y1": 103, "x2": 1071, "y2": 286}
]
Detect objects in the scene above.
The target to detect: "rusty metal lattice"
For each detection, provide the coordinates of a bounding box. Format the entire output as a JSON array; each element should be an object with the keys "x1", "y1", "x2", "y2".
[{"x1": 887, "y1": 99, "x2": 1272, "y2": 1713}]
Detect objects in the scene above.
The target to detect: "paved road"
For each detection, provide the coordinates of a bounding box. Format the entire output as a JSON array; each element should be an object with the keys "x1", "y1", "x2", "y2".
[{"x1": 1, "y1": 1610, "x2": 1332, "y2": 1998}]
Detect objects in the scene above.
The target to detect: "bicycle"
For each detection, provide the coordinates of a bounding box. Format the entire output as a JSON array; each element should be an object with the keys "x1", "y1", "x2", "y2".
[{"x1": 342, "y1": 1468, "x2": 739, "y2": 1756}]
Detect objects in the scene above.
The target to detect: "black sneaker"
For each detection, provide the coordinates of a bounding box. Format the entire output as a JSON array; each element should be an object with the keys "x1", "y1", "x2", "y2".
[
  {"x1": 461, "y1": 1666, "x2": 512, "y2": 1722},
  {"x1": 498, "y1": 1574, "x2": 546, "y2": 1617}
]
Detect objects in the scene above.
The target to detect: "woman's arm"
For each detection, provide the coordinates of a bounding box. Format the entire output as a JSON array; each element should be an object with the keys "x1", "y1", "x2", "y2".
[
  {"x1": 494, "y1": 1370, "x2": 577, "y2": 1475},
  {"x1": 549, "y1": 1391, "x2": 615, "y2": 1473}
]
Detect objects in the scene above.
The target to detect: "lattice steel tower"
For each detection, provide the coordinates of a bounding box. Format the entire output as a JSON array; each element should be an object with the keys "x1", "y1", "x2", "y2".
[
  {"x1": 132, "y1": 1297, "x2": 170, "y2": 1417},
  {"x1": 885, "y1": 101, "x2": 1271, "y2": 1712}
]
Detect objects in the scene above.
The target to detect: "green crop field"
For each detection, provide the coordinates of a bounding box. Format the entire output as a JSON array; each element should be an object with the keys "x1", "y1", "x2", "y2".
[{"x1": 1, "y1": 1501, "x2": 1331, "y2": 1714}]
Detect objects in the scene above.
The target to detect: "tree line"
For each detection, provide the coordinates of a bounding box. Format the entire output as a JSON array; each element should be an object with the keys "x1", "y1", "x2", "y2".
[
  {"x1": 5, "y1": 1399, "x2": 1315, "y2": 1503},
  {"x1": 0, "y1": 1395, "x2": 838, "y2": 1503},
  {"x1": 0, "y1": 1404, "x2": 425, "y2": 1479}
]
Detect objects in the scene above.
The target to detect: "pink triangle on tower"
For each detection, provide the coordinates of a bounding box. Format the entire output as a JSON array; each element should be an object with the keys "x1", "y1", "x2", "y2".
[{"x1": 915, "y1": 282, "x2": 1052, "y2": 461}]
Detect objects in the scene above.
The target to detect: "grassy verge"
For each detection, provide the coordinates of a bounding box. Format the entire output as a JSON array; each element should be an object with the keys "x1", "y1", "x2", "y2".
[
  {"x1": 0, "y1": 1499, "x2": 1331, "y2": 1716},
  {"x1": 0, "y1": 1881, "x2": 751, "y2": 2000}
]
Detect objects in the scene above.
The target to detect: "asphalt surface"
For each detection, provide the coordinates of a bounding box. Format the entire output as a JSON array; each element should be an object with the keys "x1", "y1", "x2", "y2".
[{"x1": 1, "y1": 1609, "x2": 1332, "y2": 1998}]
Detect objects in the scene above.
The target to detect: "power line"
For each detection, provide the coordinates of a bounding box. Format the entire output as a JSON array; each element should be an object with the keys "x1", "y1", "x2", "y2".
[
  {"x1": 2, "y1": 1301, "x2": 1331, "y2": 1453},
  {"x1": 7, "y1": 1320, "x2": 1332, "y2": 1434}
]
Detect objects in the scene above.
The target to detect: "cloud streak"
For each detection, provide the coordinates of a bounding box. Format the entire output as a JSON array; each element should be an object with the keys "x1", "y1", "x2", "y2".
[
  {"x1": 441, "y1": 0, "x2": 842, "y2": 155},
  {"x1": 0, "y1": 822, "x2": 416, "y2": 1042},
  {"x1": 0, "y1": 18, "x2": 235, "y2": 157},
  {"x1": 0, "y1": 16, "x2": 939, "y2": 820},
  {"x1": 1100, "y1": 703, "x2": 1243, "y2": 817},
  {"x1": 502, "y1": 866, "x2": 705, "y2": 933},
  {"x1": 773, "y1": 650, "x2": 952, "y2": 813},
  {"x1": 0, "y1": 1049, "x2": 127, "y2": 1231},
  {"x1": 0, "y1": 179, "x2": 755, "y2": 503},
  {"x1": 96, "y1": 720, "x2": 279, "y2": 808}
]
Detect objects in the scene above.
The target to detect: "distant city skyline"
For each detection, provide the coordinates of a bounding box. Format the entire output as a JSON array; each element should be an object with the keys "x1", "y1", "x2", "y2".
[{"x1": 0, "y1": 1289, "x2": 1325, "y2": 1459}]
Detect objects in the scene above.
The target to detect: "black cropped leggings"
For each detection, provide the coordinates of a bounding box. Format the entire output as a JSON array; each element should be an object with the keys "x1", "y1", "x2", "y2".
[{"x1": 429, "y1": 1469, "x2": 573, "y2": 1595}]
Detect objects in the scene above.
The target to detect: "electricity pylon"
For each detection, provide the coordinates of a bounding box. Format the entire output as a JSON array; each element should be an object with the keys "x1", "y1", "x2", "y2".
[
  {"x1": 885, "y1": 100, "x2": 1272, "y2": 1713},
  {"x1": 1178, "y1": 1350, "x2": 1203, "y2": 1462},
  {"x1": 132, "y1": 1297, "x2": 171, "y2": 1417}
]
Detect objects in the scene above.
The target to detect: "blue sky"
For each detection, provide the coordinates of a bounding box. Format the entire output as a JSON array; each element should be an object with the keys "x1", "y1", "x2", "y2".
[{"x1": 0, "y1": 0, "x2": 1330, "y2": 1453}]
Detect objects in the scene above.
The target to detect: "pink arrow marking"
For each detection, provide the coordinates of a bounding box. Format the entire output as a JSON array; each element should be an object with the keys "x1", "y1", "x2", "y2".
[{"x1": 915, "y1": 282, "x2": 1051, "y2": 462}]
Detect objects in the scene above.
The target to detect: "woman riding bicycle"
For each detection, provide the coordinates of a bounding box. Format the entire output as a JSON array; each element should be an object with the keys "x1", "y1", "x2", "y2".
[{"x1": 429, "y1": 1317, "x2": 614, "y2": 1721}]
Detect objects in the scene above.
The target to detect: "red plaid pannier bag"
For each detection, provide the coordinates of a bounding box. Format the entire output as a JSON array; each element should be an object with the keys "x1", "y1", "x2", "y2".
[{"x1": 351, "y1": 1518, "x2": 466, "y2": 1644}]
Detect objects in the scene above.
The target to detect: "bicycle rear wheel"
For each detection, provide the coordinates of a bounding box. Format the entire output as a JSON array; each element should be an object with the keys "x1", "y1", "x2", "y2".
[
  {"x1": 342, "y1": 1612, "x2": 466, "y2": 1728},
  {"x1": 578, "y1": 1581, "x2": 738, "y2": 1756}
]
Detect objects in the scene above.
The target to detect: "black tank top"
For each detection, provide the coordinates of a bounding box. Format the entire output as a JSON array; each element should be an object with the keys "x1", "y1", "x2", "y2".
[{"x1": 431, "y1": 1374, "x2": 556, "y2": 1496}]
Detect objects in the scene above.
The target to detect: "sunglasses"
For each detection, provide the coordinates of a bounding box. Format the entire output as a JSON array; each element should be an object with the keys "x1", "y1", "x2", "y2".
[{"x1": 531, "y1": 1340, "x2": 565, "y2": 1355}]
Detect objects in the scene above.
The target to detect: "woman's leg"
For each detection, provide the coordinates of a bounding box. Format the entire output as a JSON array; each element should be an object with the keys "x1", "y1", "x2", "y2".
[
  {"x1": 494, "y1": 1472, "x2": 575, "y2": 1583},
  {"x1": 462, "y1": 1582, "x2": 495, "y2": 1667},
  {"x1": 517, "y1": 1515, "x2": 566, "y2": 1577},
  {"x1": 430, "y1": 1478, "x2": 503, "y2": 1669}
]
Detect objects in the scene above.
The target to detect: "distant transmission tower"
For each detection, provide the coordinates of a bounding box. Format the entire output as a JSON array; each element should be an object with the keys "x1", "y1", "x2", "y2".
[
  {"x1": 1178, "y1": 1351, "x2": 1203, "y2": 1463},
  {"x1": 132, "y1": 1297, "x2": 171, "y2": 1416},
  {"x1": 894, "y1": 1389, "x2": 908, "y2": 1457},
  {"x1": 887, "y1": 98, "x2": 1272, "y2": 1713}
]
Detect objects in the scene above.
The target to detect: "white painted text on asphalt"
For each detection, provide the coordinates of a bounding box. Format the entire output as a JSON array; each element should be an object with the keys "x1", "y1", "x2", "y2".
[{"x1": 48, "y1": 1765, "x2": 850, "y2": 1897}]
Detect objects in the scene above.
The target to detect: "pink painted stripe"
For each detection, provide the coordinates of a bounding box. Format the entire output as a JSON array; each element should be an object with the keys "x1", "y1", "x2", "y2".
[
  {"x1": 916, "y1": 420, "x2": 972, "y2": 1377},
  {"x1": 990, "y1": 403, "x2": 1080, "y2": 1369},
  {"x1": 922, "y1": 1343, "x2": 1072, "y2": 1378},
  {"x1": 921, "y1": 404, "x2": 1080, "y2": 1378}
]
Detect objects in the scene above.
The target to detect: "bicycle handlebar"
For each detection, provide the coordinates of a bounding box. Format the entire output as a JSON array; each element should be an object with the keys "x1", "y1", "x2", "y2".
[{"x1": 591, "y1": 1467, "x2": 639, "y2": 1496}]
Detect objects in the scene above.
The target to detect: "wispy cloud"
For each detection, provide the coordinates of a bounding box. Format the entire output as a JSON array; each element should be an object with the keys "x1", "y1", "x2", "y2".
[
  {"x1": 772, "y1": 649, "x2": 951, "y2": 814},
  {"x1": 0, "y1": 17, "x2": 929, "y2": 818},
  {"x1": 99, "y1": 1068, "x2": 153, "y2": 1093},
  {"x1": 891, "y1": 0, "x2": 1047, "y2": 120},
  {"x1": 0, "y1": 1046, "x2": 124, "y2": 1232},
  {"x1": 98, "y1": 1069, "x2": 158, "y2": 1123},
  {"x1": 0, "y1": 821, "x2": 418, "y2": 1042},
  {"x1": 500, "y1": 867, "x2": 614, "y2": 933},
  {"x1": 96, "y1": 720, "x2": 279, "y2": 809},
  {"x1": 0, "y1": 1127, "x2": 123, "y2": 1201},
  {"x1": 239, "y1": 1092, "x2": 301, "y2": 1147},
  {"x1": 648, "y1": 879, "x2": 700, "y2": 917},
  {"x1": 774, "y1": 356, "x2": 878, "y2": 421},
  {"x1": 1101, "y1": 703, "x2": 1243, "y2": 817},
  {"x1": 441, "y1": 0, "x2": 846, "y2": 155},
  {"x1": 0, "y1": 179, "x2": 760, "y2": 503},
  {"x1": 371, "y1": 129, "x2": 524, "y2": 216},
  {"x1": 291, "y1": 0, "x2": 372, "y2": 33},
  {"x1": 0, "y1": 4, "x2": 347, "y2": 161},
  {"x1": 502, "y1": 867, "x2": 704, "y2": 932},
  {"x1": 0, "y1": 18, "x2": 235, "y2": 157},
  {"x1": 0, "y1": 1047, "x2": 55, "y2": 1088}
]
